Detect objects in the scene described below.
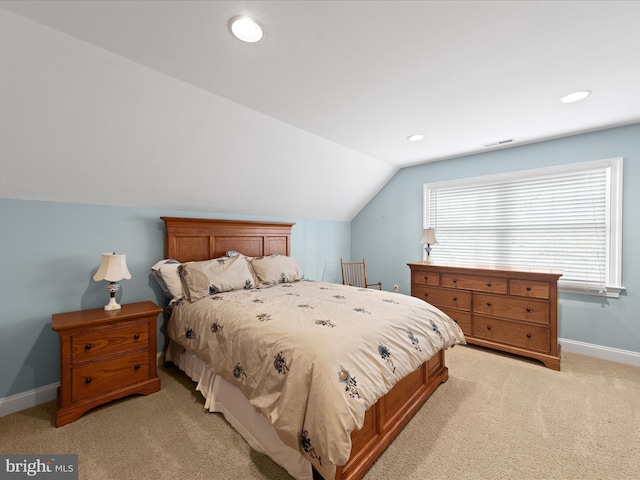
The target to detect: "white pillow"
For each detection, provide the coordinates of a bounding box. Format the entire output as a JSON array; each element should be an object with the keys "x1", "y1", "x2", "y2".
[
  {"x1": 151, "y1": 259, "x2": 183, "y2": 299},
  {"x1": 249, "y1": 254, "x2": 304, "y2": 286},
  {"x1": 159, "y1": 262, "x2": 184, "y2": 299}
]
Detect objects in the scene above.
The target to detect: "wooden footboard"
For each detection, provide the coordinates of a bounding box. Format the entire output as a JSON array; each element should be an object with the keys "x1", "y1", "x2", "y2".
[{"x1": 327, "y1": 349, "x2": 448, "y2": 480}]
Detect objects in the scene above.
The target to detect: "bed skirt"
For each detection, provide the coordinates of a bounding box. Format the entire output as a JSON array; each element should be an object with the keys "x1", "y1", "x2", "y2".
[{"x1": 165, "y1": 340, "x2": 314, "y2": 480}]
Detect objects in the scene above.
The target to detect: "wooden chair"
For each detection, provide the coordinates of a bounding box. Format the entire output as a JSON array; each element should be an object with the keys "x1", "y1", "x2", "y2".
[{"x1": 340, "y1": 258, "x2": 382, "y2": 290}]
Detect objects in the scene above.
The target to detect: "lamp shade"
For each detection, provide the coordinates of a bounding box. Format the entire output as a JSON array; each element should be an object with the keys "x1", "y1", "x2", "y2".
[
  {"x1": 420, "y1": 228, "x2": 438, "y2": 245},
  {"x1": 93, "y1": 253, "x2": 132, "y2": 282}
]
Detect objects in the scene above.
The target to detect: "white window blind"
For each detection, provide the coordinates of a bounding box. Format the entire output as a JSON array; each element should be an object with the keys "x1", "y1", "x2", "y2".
[{"x1": 424, "y1": 158, "x2": 623, "y2": 297}]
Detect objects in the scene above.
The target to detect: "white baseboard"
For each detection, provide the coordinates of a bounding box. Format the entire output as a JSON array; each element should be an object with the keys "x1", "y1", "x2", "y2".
[
  {"x1": 0, "y1": 352, "x2": 166, "y2": 418},
  {"x1": 157, "y1": 350, "x2": 165, "y2": 367},
  {"x1": 0, "y1": 382, "x2": 59, "y2": 418},
  {"x1": 559, "y1": 338, "x2": 640, "y2": 367}
]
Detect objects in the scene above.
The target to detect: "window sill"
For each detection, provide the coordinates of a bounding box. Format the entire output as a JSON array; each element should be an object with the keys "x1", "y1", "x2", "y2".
[{"x1": 559, "y1": 284, "x2": 625, "y2": 299}]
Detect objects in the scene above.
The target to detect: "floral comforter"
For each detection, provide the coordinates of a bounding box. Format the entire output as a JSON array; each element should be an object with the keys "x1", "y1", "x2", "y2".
[{"x1": 167, "y1": 280, "x2": 465, "y2": 478}]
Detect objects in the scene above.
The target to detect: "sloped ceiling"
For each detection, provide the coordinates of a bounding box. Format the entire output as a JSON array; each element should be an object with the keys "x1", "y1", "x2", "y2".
[{"x1": 2, "y1": 1, "x2": 640, "y2": 221}]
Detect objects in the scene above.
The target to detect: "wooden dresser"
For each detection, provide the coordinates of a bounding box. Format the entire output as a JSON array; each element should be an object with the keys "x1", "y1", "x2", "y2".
[
  {"x1": 52, "y1": 301, "x2": 162, "y2": 426},
  {"x1": 408, "y1": 262, "x2": 562, "y2": 370}
]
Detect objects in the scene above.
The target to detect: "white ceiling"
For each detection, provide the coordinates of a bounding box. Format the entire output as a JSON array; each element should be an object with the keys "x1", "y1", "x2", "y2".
[{"x1": 2, "y1": 0, "x2": 640, "y2": 220}]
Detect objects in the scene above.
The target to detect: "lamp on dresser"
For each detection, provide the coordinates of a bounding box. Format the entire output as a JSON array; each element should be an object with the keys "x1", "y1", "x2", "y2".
[
  {"x1": 420, "y1": 228, "x2": 438, "y2": 262},
  {"x1": 93, "y1": 252, "x2": 131, "y2": 310}
]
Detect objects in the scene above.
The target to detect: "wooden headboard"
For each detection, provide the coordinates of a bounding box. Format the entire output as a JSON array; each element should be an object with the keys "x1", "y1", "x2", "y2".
[{"x1": 161, "y1": 217, "x2": 294, "y2": 262}]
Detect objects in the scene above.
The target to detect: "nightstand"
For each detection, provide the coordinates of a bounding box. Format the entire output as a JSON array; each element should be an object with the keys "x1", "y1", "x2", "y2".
[{"x1": 52, "y1": 301, "x2": 163, "y2": 427}]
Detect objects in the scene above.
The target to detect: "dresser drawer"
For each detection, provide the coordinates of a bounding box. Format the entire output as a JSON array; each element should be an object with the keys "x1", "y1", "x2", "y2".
[
  {"x1": 441, "y1": 274, "x2": 507, "y2": 294},
  {"x1": 71, "y1": 321, "x2": 149, "y2": 364},
  {"x1": 438, "y1": 307, "x2": 472, "y2": 336},
  {"x1": 473, "y1": 315, "x2": 550, "y2": 353},
  {"x1": 412, "y1": 270, "x2": 440, "y2": 286},
  {"x1": 509, "y1": 279, "x2": 550, "y2": 299},
  {"x1": 413, "y1": 286, "x2": 471, "y2": 310},
  {"x1": 71, "y1": 351, "x2": 150, "y2": 402},
  {"x1": 473, "y1": 293, "x2": 549, "y2": 325}
]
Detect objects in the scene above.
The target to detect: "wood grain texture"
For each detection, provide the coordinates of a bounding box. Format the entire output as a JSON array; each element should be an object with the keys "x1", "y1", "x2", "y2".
[
  {"x1": 52, "y1": 301, "x2": 162, "y2": 427},
  {"x1": 161, "y1": 216, "x2": 293, "y2": 261},
  {"x1": 409, "y1": 262, "x2": 562, "y2": 370}
]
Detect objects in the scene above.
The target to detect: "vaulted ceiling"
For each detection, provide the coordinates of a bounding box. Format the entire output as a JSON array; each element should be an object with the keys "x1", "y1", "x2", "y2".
[{"x1": 2, "y1": 1, "x2": 639, "y2": 221}]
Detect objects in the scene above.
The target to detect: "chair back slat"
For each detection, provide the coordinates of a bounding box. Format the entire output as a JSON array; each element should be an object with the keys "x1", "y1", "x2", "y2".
[{"x1": 340, "y1": 259, "x2": 382, "y2": 290}]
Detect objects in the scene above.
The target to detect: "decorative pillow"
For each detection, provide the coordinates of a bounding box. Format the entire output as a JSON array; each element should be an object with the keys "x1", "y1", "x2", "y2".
[
  {"x1": 249, "y1": 254, "x2": 304, "y2": 286},
  {"x1": 227, "y1": 252, "x2": 261, "y2": 287},
  {"x1": 179, "y1": 255, "x2": 255, "y2": 302},
  {"x1": 151, "y1": 259, "x2": 183, "y2": 299}
]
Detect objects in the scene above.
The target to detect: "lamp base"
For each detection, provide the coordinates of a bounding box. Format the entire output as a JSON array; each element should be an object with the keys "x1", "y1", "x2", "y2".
[
  {"x1": 104, "y1": 297, "x2": 122, "y2": 311},
  {"x1": 103, "y1": 282, "x2": 122, "y2": 310}
]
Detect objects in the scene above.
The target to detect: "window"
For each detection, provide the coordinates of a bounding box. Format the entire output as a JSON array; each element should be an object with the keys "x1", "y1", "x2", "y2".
[{"x1": 424, "y1": 158, "x2": 623, "y2": 297}]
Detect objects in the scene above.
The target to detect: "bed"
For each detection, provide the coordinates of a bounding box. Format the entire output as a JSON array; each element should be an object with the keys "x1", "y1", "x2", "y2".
[{"x1": 157, "y1": 217, "x2": 465, "y2": 480}]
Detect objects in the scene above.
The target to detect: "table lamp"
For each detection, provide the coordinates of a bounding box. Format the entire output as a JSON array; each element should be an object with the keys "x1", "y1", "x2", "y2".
[
  {"x1": 93, "y1": 252, "x2": 131, "y2": 310},
  {"x1": 420, "y1": 228, "x2": 438, "y2": 262}
]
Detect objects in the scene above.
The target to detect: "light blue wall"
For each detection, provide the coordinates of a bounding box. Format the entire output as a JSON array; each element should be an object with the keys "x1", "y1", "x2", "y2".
[
  {"x1": 2, "y1": 124, "x2": 637, "y2": 401},
  {"x1": 352, "y1": 123, "x2": 640, "y2": 354},
  {"x1": 0, "y1": 199, "x2": 350, "y2": 398}
]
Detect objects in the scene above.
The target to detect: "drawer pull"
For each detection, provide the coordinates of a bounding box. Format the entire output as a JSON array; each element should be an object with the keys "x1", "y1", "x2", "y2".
[
  {"x1": 486, "y1": 302, "x2": 491, "y2": 306},
  {"x1": 452, "y1": 279, "x2": 457, "y2": 284},
  {"x1": 486, "y1": 282, "x2": 492, "y2": 287},
  {"x1": 526, "y1": 286, "x2": 532, "y2": 291},
  {"x1": 526, "y1": 333, "x2": 532, "y2": 338},
  {"x1": 423, "y1": 293, "x2": 429, "y2": 297},
  {"x1": 85, "y1": 377, "x2": 92, "y2": 384},
  {"x1": 423, "y1": 276, "x2": 429, "y2": 281},
  {"x1": 453, "y1": 297, "x2": 458, "y2": 301},
  {"x1": 134, "y1": 364, "x2": 141, "y2": 370},
  {"x1": 134, "y1": 334, "x2": 140, "y2": 340},
  {"x1": 84, "y1": 344, "x2": 92, "y2": 350},
  {"x1": 526, "y1": 307, "x2": 532, "y2": 312},
  {"x1": 486, "y1": 325, "x2": 492, "y2": 330}
]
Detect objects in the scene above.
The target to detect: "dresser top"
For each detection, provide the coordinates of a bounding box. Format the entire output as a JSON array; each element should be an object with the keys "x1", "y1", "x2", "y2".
[{"x1": 408, "y1": 261, "x2": 563, "y2": 279}]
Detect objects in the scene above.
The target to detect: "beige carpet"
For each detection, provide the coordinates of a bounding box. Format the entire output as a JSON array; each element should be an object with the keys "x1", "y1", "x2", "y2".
[{"x1": 1, "y1": 345, "x2": 639, "y2": 480}]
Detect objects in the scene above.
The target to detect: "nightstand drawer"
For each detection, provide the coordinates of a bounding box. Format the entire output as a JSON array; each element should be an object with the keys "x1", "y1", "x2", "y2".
[
  {"x1": 71, "y1": 351, "x2": 150, "y2": 402},
  {"x1": 473, "y1": 293, "x2": 549, "y2": 324},
  {"x1": 71, "y1": 322, "x2": 149, "y2": 363},
  {"x1": 442, "y1": 274, "x2": 508, "y2": 294},
  {"x1": 413, "y1": 286, "x2": 471, "y2": 310},
  {"x1": 509, "y1": 279, "x2": 550, "y2": 299},
  {"x1": 411, "y1": 270, "x2": 440, "y2": 286},
  {"x1": 473, "y1": 315, "x2": 550, "y2": 353}
]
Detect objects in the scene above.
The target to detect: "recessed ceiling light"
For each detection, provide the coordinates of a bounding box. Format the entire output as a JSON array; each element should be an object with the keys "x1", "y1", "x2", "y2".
[
  {"x1": 229, "y1": 16, "x2": 263, "y2": 43},
  {"x1": 407, "y1": 134, "x2": 424, "y2": 142},
  {"x1": 560, "y1": 90, "x2": 592, "y2": 103}
]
